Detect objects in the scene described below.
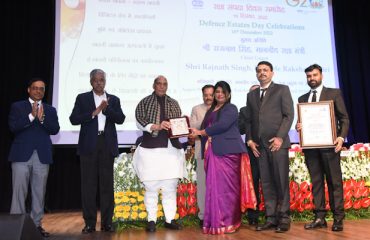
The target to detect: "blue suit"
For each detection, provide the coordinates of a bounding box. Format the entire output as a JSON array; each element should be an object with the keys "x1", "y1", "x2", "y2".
[
  {"x1": 202, "y1": 103, "x2": 247, "y2": 156},
  {"x1": 69, "y1": 91, "x2": 125, "y2": 228},
  {"x1": 69, "y1": 91, "x2": 125, "y2": 156},
  {"x1": 8, "y1": 99, "x2": 59, "y2": 227},
  {"x1": 8, "y1": 100, "x2": 60, "y2": 163}
]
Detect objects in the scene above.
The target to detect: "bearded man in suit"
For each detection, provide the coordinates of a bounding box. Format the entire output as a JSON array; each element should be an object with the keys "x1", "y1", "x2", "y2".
[{"x1": 296, "y1": 64, "x2": 349, "y2": 232}]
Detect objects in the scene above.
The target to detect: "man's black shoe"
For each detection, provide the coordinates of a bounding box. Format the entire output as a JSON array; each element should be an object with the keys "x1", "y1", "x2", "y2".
[
  {"x1": 256, "y1": 222, "x2": 277, "y2": 231},
  {"x1": 82, "y1": 225, "x2": 96, "y2": 234},
  {"x1": 332, "y1": 220, "x2": 343, "y2": 232},
  {"x1": 275, "y1": 222, "x2": 290, "y2": 233},
  {"x1": 101, "y1": 224, "x2": 114, "y2": 232},
  {"x1": 304, "y1": 218, "x2": 327, "y2": 230},
  {"x1": 164, "y1": 220, "x2": 182, "y2": 230},
  {"x1": 146, "y1": 221, "x2": 156, "y2": 232},
  {"x1": 37, "y1": 226, "x2": 50, "y2": 238}
]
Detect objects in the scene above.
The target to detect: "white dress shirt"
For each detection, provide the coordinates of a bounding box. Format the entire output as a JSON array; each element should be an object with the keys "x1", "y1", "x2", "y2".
[
  {"x1": 93, "y1": 91, "x2": 107, "y2": 131},
  {"x1": 309, "y1": 84, "x2": 324, "y2": 102}
]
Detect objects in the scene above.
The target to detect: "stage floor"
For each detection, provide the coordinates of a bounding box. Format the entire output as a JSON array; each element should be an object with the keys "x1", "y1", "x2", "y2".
[{"x1": 43, "y1": 211, "x2": 369, "y2": 240}]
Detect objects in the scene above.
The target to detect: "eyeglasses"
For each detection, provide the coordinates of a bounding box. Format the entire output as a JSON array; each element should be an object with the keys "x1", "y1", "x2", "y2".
[{"x1": 30, "y1": 86, "x2": 45, "y2": 92}]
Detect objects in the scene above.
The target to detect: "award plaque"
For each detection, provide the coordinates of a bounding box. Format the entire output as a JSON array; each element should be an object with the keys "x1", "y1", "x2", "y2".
[
  {"x1": 297, "y1": 101, "x2": 337, "y2": 149},
  {"x1": 168, "y1": 116, "x2": 190, "y2": 138}
]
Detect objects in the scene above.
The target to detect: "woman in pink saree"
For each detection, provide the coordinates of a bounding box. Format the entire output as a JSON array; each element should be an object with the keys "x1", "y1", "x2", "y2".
[{"x1": 190, "y1": 81, "x2": 256, "y2": 234}]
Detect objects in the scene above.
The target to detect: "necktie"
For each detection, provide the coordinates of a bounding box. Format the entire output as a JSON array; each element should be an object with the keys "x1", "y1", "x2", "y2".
[
  {"x1": 312, "y1": 90, "x2": 317, "y2": 102},
  {"x1": 260, "y1": 88, "x2": 266, "y2": 102}
]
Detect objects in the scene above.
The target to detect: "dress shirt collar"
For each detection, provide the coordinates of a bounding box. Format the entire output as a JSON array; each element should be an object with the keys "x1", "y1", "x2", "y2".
[
  {"x1": 311, "y1": 84, "x2": 323, "y2": 94},
  {"x1": 29, "y1": 98, "x2": 41, "y2": 106},
  {"x1": 260, "y1": 81, "x2": 272, "y2": 90}
]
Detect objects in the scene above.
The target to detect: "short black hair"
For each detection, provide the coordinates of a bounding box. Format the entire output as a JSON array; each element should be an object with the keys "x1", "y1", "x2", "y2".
[
  {"x1": 305, "y1": 64, "x2": 322, "y2": 73},
  {"x1": 256, "y1": 61, "x2": 273, "y2": 72},
  {"x1": 201, "y1": 84, "x2": 214, "y2": 93},
  {"x1": 28, "y1": 77, "x2": 45, "y2": 87}
]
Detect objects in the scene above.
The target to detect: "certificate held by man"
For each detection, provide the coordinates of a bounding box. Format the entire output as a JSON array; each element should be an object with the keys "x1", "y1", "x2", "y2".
[
  {"x1": 297, "y1": 101, "x2": 337, "y2": 149},
  {"x1": 168, "y1": 116, "x2": 190, "y2": 138}
]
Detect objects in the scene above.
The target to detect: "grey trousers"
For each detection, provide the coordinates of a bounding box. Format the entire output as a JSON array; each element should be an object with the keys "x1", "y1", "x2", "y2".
[
  {"x1": 195, "y1": 140, "x2": 206, "y2": 220},
  {"x1": 10, "y1": 150, "x2": 49, "y2": 227}
]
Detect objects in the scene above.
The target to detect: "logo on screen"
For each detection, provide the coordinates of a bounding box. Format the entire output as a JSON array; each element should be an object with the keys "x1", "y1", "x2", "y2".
[
  {"x1": 309, "y1": 0, "x2": 323, "y2": 8},
  {"x1": 192, "y1": 0, "x2": 204, "y2": 8}
]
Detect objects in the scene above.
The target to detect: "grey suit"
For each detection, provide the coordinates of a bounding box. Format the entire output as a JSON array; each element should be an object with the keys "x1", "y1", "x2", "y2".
[
  {"x1": 245, "y1": 82, "x2": 294, "y2": 224},
  {"x1": 298, "y1": 87, "x2": 349, "y2": 221},
  {"x1": 190, "y1": 103, "x2": 208, "y2": 220}
]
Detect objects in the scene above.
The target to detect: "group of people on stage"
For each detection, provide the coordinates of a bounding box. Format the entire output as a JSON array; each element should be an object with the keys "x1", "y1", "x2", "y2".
[{"x1": 7, "y1": 61, "x2": 349, "y2": 237}]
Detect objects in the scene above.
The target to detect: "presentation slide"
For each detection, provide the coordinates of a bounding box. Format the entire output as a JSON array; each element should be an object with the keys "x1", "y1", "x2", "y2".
[{"x1": 53, "y1": 0, "x2": 338, "y2": 144}]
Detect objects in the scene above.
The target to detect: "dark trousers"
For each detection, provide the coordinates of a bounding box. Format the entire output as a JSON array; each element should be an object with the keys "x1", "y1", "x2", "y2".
[
  {"x1": 304, "y1": 148, "x2": 344, "y2": 221},
  {"x1": 259, "y1": 145, "x2": 290, "y2": 224},
  {"x1": 80, "y1": 135, "x2": 114, "y2": 227},
  {"x1": 246, "y1": 146, "x2": 260, "y2": 220}
]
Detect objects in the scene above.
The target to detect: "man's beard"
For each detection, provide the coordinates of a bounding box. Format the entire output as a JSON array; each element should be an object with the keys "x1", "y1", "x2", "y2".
[{"x1": 308, "y1": 80, "x2": 320, "y2": 88}]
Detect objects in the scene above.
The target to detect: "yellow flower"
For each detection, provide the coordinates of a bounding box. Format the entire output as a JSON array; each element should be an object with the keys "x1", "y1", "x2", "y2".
[
  {"x1": 131, "y1": 191, "x2": 139, "y2": 197},
  {"x1": 115, "y1": 192, "x2": 124, "y2": 197},
  {"x1": 139, "y1": 203, "x2": 146, "y2": 210},
  {"x1": 132, "y1": 205, "x2": 139, "y2": 211},
  {"x1": 130, "y1": 198, "x2": 137, "y2": 203},
  {"x1": 157, "y1": 211, "x2": 164, "y2": 218},
  {"x1": 131, "y1": 212, "x2": 138, "y2": 219},
  {"x1": 115, "y1": 212, "x2": 126, "y2": 218},
  {"x1": 122, "y1": 212, "x2": 130, "y2": 219},
  {"x1": 175, "y1": 213, "x2": 179, "y2": 219},
  {"x1": 137, "y1": 195, "x2": 144, "y2": 202},
  {"x1": 114, "y1": 197, "x2": 122, "y2": 204},
  {"x1": 115, "y1": 205, "x2": 124, "y2": 212},
  {"x1": 123, "y1": 205, "x2": 131, "y2": 211},
  {"x1": 139, "y1": 212, "x2": 147, "y2": 219},
  {"x1": 125, "y1": 191, "x2": 132, "y2": 196},
  {"x1": 157, "y1": 204, "x2": 163, "y2": 210},
  {"x1": 122, "y1": 196, "x2": 130, "y2": 203}
]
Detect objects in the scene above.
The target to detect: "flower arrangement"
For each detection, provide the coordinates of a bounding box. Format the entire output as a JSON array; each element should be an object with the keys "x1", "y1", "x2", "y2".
[
  {"x1": 113, "y1": 153, "x2": 153, "y2": 228},
  {"x1": 287, "y1": 143, "x2": 370, "y2": 220},
  {"x1": 177, "y1": 146, "x2": 198, "y2": 219},
  {"x1": 113, "y1": 143, "x2": 370, "y2": 229},
  {"x1": 113, "y1": 147, "x2": 199, "y2": 229}
]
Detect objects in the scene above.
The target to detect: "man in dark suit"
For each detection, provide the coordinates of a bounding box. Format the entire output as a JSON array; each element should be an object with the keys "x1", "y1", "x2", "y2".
[
  {"x1": 9, "y1": 78, "x2": 60, "y2": 238},
  {"x1": 238, "y1": 84, "x2": 260, "y2": 226},
  {"x1": 245, "y1": 61, "x2": 294, "y2": 233},
  {"x1": 296, "y1": 64, "x2": 349, "y2": 232},
  {"x1": 70, "y1": 69, "x2": 125, "y2": 234}
]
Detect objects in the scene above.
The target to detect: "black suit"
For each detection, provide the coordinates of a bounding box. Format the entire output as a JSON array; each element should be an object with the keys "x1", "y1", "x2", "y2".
[
  {"x1": 70, "y1": 91, "x2": 125, "y2": 227},
  {"x1": 245, "y1": 82, "x2": 294, "y2": 224},
  {"x1": 298, "y1": 87, "x2": 349, "y2": 221},
  {"x1": 239, "y1": 106, "x2": 260, "y2": 221}
]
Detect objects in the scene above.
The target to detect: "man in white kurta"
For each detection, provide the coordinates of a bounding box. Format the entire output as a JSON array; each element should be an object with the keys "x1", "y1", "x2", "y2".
[
  {"x1": 133, "y1": 75, "x2": 184, "y2": 232},
  {"x1": 189, "y1": 85, "x2": 214, "y2": 223}
]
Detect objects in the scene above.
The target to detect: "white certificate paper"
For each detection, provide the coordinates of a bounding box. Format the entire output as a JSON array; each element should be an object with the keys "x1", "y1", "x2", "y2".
[{"x1": 298, "y1": 101, "x2": 336, "y2": 149}]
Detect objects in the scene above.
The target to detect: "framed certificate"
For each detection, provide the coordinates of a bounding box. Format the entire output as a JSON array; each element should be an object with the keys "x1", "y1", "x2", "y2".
[
  {"x1": 168, "y1": 116, "x2": 190, "y2": 138},
  {"x1": 297, "y1": 101, "x2": 337, "y2": 149}
]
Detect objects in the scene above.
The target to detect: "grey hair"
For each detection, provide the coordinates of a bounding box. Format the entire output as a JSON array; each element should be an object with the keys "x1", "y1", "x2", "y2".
[{"x1": 90, "y1": 69, "x2": 106, "y2": 81}]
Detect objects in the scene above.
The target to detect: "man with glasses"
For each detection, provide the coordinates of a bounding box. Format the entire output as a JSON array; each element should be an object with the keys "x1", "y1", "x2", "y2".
[{"x1": 9, "y1": 78, "x2": 60, "y2": 237}]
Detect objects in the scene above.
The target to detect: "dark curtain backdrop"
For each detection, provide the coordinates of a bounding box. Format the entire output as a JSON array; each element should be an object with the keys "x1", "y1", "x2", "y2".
[{"x1": 1, "y1": 1, "x2": 369, "y2": 212}]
